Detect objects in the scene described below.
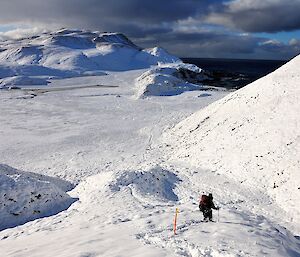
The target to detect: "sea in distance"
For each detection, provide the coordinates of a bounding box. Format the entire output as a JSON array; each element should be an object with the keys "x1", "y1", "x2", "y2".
[{"x1": 181, "y1": 57, "x2": 287, "y2": 89}]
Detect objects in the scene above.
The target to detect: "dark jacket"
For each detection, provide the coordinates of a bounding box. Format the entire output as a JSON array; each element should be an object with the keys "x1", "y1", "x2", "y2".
[
  {"x1": 199, "y1": 195, "x2": 218, "y2": 211},
  {"x1": 206, "y1": 198, "x2": 217, "y2": 210}
]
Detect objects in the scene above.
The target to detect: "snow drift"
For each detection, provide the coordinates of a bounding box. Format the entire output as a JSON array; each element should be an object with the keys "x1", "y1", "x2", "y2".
[
  {"x1": 110, "y1": 167, "x2": 180, "y2": 202},
  {"x1": 162, "y1": 55, "x2": 300, "y2": 232},
  {"x1": 0, "y1": 164, "x2": 76, "y2": 231},
  {"x1": 0, "y1": 29, "x2": 180, "y2": 87}
]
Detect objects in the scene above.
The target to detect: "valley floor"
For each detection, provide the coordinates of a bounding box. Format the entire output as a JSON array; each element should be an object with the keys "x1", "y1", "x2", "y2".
[{"x1": 0, "y1": 70, "x2": 299, "y2": 257}]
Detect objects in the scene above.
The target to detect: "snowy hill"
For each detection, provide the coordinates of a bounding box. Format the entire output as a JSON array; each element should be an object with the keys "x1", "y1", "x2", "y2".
[
  {"x1": 162, "y1": 55, "x2": 300, "y2": 233},
  {"x1": 135, "y1": 63, "x2": 213, "y2": 98},
  {"x1": 0, "y1": 29, "x2": 180, "y2": 88},
  {"x1": 0, "y1": 164, "x2": 76, "y2": 231}
]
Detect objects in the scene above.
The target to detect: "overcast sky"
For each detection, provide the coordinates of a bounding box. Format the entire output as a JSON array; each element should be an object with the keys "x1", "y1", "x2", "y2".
[{"x1": 0, "y1": 0, "x2": 300, "y2": 59}]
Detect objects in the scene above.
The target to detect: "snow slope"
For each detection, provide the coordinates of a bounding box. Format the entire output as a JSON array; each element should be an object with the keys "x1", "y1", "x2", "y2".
[
  {"x1": 1, "y1": 164, "x2": 300, "y2": 257},
  {"x1": 0, "y1": 164, "x2": 76, "y2": 231},
  {"x1": 162, "y1": 55, "x2": 300, "y2": 234}
]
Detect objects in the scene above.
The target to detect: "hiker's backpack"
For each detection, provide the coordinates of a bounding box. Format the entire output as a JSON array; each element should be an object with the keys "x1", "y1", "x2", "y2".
[{"x1": 199, "y1": 194, "x2": 209, "y2": 211}]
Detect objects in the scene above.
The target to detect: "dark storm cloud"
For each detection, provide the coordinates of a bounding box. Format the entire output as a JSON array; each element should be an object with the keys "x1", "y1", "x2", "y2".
[
  {"x1": 0, "y1": 0, "x2": 223, "y2": 42},
  {"x1": 0, "y1": 0, "x2": 213, "y2": 28},
  {"x1": 0, "y1": 0, "x2": 299, "y2": 59},
  {"x1": 206, "y1": 0, "x2": 300, "y2": 33},
  {"x1": 0, "y1": 0, "x2": 220, "y2": 44},
  {"x1": 135, "y1": 30, "x2": 300, "y2": 60},
  {"x1": 0, "y1": 0, "x2": 299, "y2": 35},
  {"x1": 137, "y1": 31, "x2": 259, "y2": 58}
]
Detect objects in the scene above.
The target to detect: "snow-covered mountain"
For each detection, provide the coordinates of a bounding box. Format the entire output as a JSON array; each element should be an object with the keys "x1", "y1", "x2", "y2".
[
  {"x1": 162, "y1": 55, "x2": 300, "y2": 233},
  {"x1": 0, "y1": 29, "x2": 180, "y2": 87},
  {"x1": 0, "y1": 29, "x2": 214, "y2": 97}
]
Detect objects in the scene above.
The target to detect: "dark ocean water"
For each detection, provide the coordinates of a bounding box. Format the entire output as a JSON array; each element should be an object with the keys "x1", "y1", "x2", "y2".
[{"x1": 181, "y1": 58, "x2": 287, "y2": 89}]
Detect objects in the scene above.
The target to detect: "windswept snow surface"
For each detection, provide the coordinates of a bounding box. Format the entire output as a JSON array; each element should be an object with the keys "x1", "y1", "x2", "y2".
[{"x1": 162, "y1": 55, "x2": 300, "y2": 234}]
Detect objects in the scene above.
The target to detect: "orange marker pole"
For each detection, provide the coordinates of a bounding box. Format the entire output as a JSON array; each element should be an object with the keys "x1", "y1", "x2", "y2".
[{"x1": 173, "y1": 208, "x2": 179, "y2": 235}]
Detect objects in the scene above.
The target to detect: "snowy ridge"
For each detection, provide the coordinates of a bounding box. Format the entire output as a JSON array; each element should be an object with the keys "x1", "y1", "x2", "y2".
[
  {"x1": 162, "y1": 55, "x2": 300, "y2": 233},
  {"x1": 0, "y1": 164, "x2": 76, "y2": 231},
  {"x1": 0, "y1": 29, "x2": 179, "y2": 88}
]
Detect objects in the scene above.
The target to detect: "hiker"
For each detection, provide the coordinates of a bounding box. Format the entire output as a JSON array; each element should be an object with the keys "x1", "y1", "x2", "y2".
[{"x1": 199, "y1": 193, "x2": 219, "y2": 221}]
